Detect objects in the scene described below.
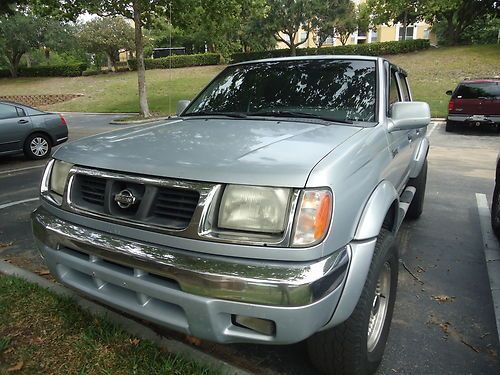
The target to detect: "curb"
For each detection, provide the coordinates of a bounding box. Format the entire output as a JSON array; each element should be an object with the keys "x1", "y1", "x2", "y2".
[
  {"x1": 109, "y1": 116, "x2": 173, "y2": 125},
  {"x1": 475, "y1": 193, "x2": 500, "y2": 343},
  {"x1": 55, "y1": 112, "x2": 139, "y2": 116},
  {"x1": 0, "y1": 260, "x2": 252, "y2": 375}
]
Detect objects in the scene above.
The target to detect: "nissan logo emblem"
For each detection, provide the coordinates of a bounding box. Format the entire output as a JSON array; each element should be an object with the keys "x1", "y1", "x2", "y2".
[{"x1": 114, "y1": 189, "x2": 137, "y2": 209}]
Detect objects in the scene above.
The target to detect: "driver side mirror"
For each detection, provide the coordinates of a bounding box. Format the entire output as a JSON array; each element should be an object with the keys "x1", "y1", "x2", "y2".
[
  {"x1": 176, "y1": 100, "x2": 191, "y2": 116},
  {"x1": 446, "y1": 90, "x2": 453, "y2": 96},
  {"x1": 388, "y1": 102, "x2": 431, "y2": 132}
]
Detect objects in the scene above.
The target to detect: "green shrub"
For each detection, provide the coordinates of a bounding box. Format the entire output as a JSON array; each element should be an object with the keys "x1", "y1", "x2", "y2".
[
  {"x1": 0, "y1": 69, "x2": 10, "y2": 78},
  {"x1": 128, "y1": 53, "x2": 221, "y2": 71},
  {"x1": 230, "y1": 39, "x2": 430, "y2": 63},
  {"x1": 82, "y1": 68, "x2": 101, "y2": 76},
  {"x1": 18, "y1": 63, "x2": 88, "y2": 77}
]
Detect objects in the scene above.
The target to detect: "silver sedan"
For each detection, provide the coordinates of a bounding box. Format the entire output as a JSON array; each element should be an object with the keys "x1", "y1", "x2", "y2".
[{"x1": 0, "y1": 101, "x2": 68, "y2": 159}]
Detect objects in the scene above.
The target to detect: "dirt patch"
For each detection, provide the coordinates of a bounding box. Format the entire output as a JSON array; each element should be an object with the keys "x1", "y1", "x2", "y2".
[{"x1": 0, "y1": 94, "x2": 83, "y2": 108}]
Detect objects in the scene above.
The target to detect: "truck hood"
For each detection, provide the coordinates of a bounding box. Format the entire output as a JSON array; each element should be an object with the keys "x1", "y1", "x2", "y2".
[{"x1": 54, "y1": 118, "x2": 362, "y2": 187}]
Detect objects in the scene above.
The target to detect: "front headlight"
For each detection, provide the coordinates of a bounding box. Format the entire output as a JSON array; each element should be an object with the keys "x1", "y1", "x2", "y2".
[
  {"x1": 49, "y1": 160, "x2": 73, "y2": 196},
  {"x1": 292, "y1": 189, "x2": 333, "y2": 247},
  {"x1": 218, "y1": 185, "x2": 291, "y2": 233}
]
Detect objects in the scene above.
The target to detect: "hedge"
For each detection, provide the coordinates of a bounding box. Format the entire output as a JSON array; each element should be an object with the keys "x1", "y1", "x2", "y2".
[
  {"x1": 128, "y1": 53, "x2": 221, "y2": 71},
  {"x1": 230, "y1": 39, "x2": 430, "y2": 63},
  {"x1": 0, "y1": 63, "x2": 88, "y2": 78}
]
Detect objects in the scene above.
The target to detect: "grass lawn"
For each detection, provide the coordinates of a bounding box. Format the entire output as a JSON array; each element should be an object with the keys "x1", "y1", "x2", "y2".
[
  {"x1": 0, "y1": 274, "x2": 218, "y2": 375},
  {"x1": 387, "y1": 44, "x2": 500, "y2": 117},
  {"x1": 0, "y1": 45, "x2": 498, "y2": 117}
]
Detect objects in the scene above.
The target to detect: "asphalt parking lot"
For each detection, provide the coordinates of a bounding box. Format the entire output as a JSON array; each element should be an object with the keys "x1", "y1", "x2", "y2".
[{"x1": 1, "y1": 116, "x2": 499, "y2": 375}]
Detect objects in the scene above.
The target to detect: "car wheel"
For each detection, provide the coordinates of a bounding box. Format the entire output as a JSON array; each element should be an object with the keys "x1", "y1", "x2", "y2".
[
  {"x1": 307, "y1": 228, "x2": 398, "y2": 375},
  {"x1": 445, "y1": 120, "x2": 455, "y2": 132},
  {"x1": 492, "y1": 184, "x2": 500, "y2": 238},
  {"x1": 24, "y1": 133, "x2": 52, "y2": 160},
  {"x1": 406, "y1": 159, "x2": 427, "y2": 220}
]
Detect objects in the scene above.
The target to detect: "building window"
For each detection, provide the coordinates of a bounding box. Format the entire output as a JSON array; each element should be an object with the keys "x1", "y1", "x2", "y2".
[
  {"x1": 399, "y1": 26, "x2": 414, "y2": 40},
  {"x1": 281, "y1": 34, "x2": 291, "y2": 43},
  {"x1": 423, "y1": 28, "x2": 430, "y2": 39},
  {"x1": 371, "y1": 31, "x2": 378, "y2": 43},
  {"x1": 300, "y1": 31, "x2": 308, "y2": 42}
]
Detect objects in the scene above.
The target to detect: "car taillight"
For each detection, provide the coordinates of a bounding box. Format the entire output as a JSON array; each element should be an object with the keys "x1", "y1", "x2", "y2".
[
  {"x1": 448, "y1": 99, "x2": 455, "y2": 112},
  {"x1": 59, "y1": 114, "x2": 67, "y2": 126}
]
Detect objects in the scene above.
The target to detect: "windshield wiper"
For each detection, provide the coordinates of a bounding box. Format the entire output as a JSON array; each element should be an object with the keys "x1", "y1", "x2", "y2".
[
  {"x1": 247, "y1": 110, "x2": 353, "y2": 124},
  {"x1": 183, "y1": 111, "x2": 248, "y2": 118}
]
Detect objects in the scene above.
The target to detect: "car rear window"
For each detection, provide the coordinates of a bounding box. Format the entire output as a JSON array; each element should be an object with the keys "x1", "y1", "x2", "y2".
[{"x1": 454, "y1": 82, "x2": 500, "y2": 99}]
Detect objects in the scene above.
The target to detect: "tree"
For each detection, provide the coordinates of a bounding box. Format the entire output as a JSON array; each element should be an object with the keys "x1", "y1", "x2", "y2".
[
  {"x1": 333, "y1": 3, "x2": 358, "y2": 45},
  {"x1": 311, "y1": 0, "x2": 356, "y2": 48},
  {"x1": 0, "y1": 13, "x2": 45, "y2": 77},
  {"x1": 78, "y1": 17, "x2": 134, "y2": 70},
  {"x1": 263, "y1": 0, "x2": 319, "y2": 56},
  {"x1": 367, "y1": 0, "x2": 422, "y2": 40},
  {"x1": 420, "y1": 0, "x2": 498, "y2": 45}
]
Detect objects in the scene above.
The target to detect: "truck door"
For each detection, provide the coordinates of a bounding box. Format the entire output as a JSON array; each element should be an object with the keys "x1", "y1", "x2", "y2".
[{"x1": 385, "y1": 66, "x2": 413, "y2": 194}]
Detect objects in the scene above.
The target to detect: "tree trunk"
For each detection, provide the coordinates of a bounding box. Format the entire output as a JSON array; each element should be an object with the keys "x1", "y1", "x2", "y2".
[
  {"x1": 8, "y1": 53, "x2": 22, "y2": 78},
  {"x1": 26, "y1": 53, "x2": 31, "y2": 68},
  {"x1": 290, "y1": 43, "x2": 296, "y2": 56},
  {"x1": 402, "y1": 10, "x2": 408, "y2": 40},
  {"x1": 45, "y1": 48, "x2": 50, "y2": 64},
  {"x1": 106, "y1": 54, "x2": 113, "y2": 71},
  {"x1": 133, "y1": 0, "x2": 151, "y2": 118}
]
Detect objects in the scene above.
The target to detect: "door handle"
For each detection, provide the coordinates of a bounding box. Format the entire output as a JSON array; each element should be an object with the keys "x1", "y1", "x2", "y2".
[
  {"x1": 18, "y1": 119, "x2": 29, "y2": 124},
  {"x1": 416, "y1": 129, "x2": 420, "y2": 135},
  {"x1": 407, "y1": 134, "x2": 413, "y2": 142}
]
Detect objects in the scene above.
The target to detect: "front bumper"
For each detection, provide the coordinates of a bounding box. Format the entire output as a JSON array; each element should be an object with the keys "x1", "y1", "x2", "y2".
[{"x1": 32, "y1": 206, "x2": 350, "y2": 344}]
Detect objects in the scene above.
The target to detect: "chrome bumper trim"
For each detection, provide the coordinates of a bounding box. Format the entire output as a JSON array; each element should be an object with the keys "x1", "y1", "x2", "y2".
[{"x1": 32, "y1": 206, "x2": 349, "y2": 307}]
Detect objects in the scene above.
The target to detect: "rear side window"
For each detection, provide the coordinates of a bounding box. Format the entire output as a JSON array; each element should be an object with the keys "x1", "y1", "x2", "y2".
[
  {"x1": 0, "y1": 103, "x2": 18, "y2": 120},
  {"x1": 399, "y1": 75, "x2": 411, "y2": 101},
  {"x1": 389, "y1": 69, "x2": 400, "y2": 106},
  {"x1": 16, "y1": 107, "x2": 26, "y2": 117},
  {"x1": 454, "y1": 82, "x2": 500, "y2": 99}
]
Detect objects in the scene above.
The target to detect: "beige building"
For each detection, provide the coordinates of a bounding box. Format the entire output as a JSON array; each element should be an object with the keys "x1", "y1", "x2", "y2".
[{"x1": 277, "y1": 0, "x2": 434, "y2": 50}]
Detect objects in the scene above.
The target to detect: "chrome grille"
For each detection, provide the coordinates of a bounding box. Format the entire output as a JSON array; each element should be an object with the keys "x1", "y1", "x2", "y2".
[
  {"x1": 69, "y1": 169, "x2": 203, "y2": 231},
  {"x1": 79, "y1": 175, "x2": 106, "y2": 207}
]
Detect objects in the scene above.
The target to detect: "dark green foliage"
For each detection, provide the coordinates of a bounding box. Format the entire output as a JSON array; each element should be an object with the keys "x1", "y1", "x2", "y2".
[
  {"x1": 0, "y1": 63, "x2": 87, "y2": 77},
  {"x1": 231, "y1": 39, "x2": 430, "y2": 63},
  {"x1": 128, "y1": 53, "x2": 221, "y2": 70}
]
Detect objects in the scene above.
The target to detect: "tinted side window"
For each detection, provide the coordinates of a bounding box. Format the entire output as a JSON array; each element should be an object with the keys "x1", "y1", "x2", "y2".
[
  {"x1": 454, "y1": 82, "x2": 500, "y2": 99},
  {"x1": 0, "y1": 104, "x2": 18, "y2": 120},
  {"x1": 399, "y1": 74, "x2": 411, "y2": 101},
  {"x1": 389, "y1": 69, "x2": 401, "y2": 107}
]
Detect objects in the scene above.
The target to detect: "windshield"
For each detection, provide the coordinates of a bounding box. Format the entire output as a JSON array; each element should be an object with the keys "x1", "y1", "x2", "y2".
[
  {"x1": 184, "y1": 59, "x2": 377, "y2": 123},
  {"x1": 454, "y1": 82, "x2": 500, "y2": 99}
]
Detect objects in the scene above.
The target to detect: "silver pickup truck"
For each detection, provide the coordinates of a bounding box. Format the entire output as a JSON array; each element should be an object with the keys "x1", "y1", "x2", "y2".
[{"x1": 32, "y1": 56, "x2": 430, "y2": 375}]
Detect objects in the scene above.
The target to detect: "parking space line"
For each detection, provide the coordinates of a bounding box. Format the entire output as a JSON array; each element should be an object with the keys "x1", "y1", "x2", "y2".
[
  {"x1": 427, "y1": 122, "x2": 439, "y2": 137},
  {"x1": 0, "y1": 165, "x2": 45, "y2": 176},
  {"x1": 0, "y1": 197, "x2": 38, "y2": 210},
  {"x1": 475, "y1": 193, "x2": 500, "y2": 342}
]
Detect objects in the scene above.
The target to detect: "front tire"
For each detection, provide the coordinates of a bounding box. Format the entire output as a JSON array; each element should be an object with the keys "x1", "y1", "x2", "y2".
[
  {"x1": 307, "y1": 229, "x2": 398, "y2": 375},
  {"x1": 406, "y1": 159, "x2": 427, "y2": 220},
  {"x1": 24, "y1": 133, "x2": 52, "y2": 160},
  {"x1": 492, "y1": 183, "x2": 500, "y2": 238}
]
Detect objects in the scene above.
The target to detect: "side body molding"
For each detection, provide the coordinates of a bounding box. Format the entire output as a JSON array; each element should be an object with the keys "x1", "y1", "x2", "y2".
[
  {"x1": 354, "y1": 180, "x2": 399, "y2": 241},
  {"x1": 409, "y1": 136, "x2": 429, "y2": 179}
]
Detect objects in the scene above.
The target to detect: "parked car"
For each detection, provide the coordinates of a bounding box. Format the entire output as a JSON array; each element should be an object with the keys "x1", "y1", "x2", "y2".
[
  {"x1": 0, "y1": 101, "x2": 68, "y2": 159},
  {"x1": 445, "y1": 78, "x2": 500, "y2": 132},
  {"x1": 32, "y1": 56, "x2": 430, "y2": 375},
  {"x1": 492, "y1": 154, "x2": 500, "y2": 238}
]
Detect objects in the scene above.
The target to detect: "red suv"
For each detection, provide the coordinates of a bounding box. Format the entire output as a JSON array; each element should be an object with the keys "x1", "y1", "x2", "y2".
[{"x1": 446, "y1": 78, "x2": 500, "y2": 132}]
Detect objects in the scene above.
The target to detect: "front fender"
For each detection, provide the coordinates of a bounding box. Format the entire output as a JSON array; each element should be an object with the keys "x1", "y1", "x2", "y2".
[
  {"x1": 409, "y1": 137, "x2": 429, "y2": 179},
  {"x1": 354, "y1": 180, "x2": 399, "y2": 241}
]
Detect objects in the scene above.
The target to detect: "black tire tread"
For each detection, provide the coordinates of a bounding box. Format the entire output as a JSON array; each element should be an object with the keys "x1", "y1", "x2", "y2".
[
  {"x1": 406, "y1": 159, "x2": 427, "y2": 220},
  {"x1": 307, "y1": 229, "x2": 397, "y2": 375}
]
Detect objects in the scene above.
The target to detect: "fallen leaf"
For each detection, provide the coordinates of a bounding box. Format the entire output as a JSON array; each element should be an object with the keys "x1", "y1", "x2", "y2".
[
  {"x1": 7, "y1": 361, "x2": 23, "y2": 372},
  {"x1": 431, "y1": 295, "x2": 455, "y2": 303},
  {"x1": 0, "y1": 242, "x2": 13, "y2": 249},
  {"x1": 186, "y1": 336, "x2": 202, "y2": 346},
  {"x1": 3, "y1": 347, "x2": 14, "y2": 354},
  {"x1": 129, "y1": 338, "x2": 140, "y2": 346},
  {"x1": 35, "y1": 270, "x2": 51, "y2": 276}
]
